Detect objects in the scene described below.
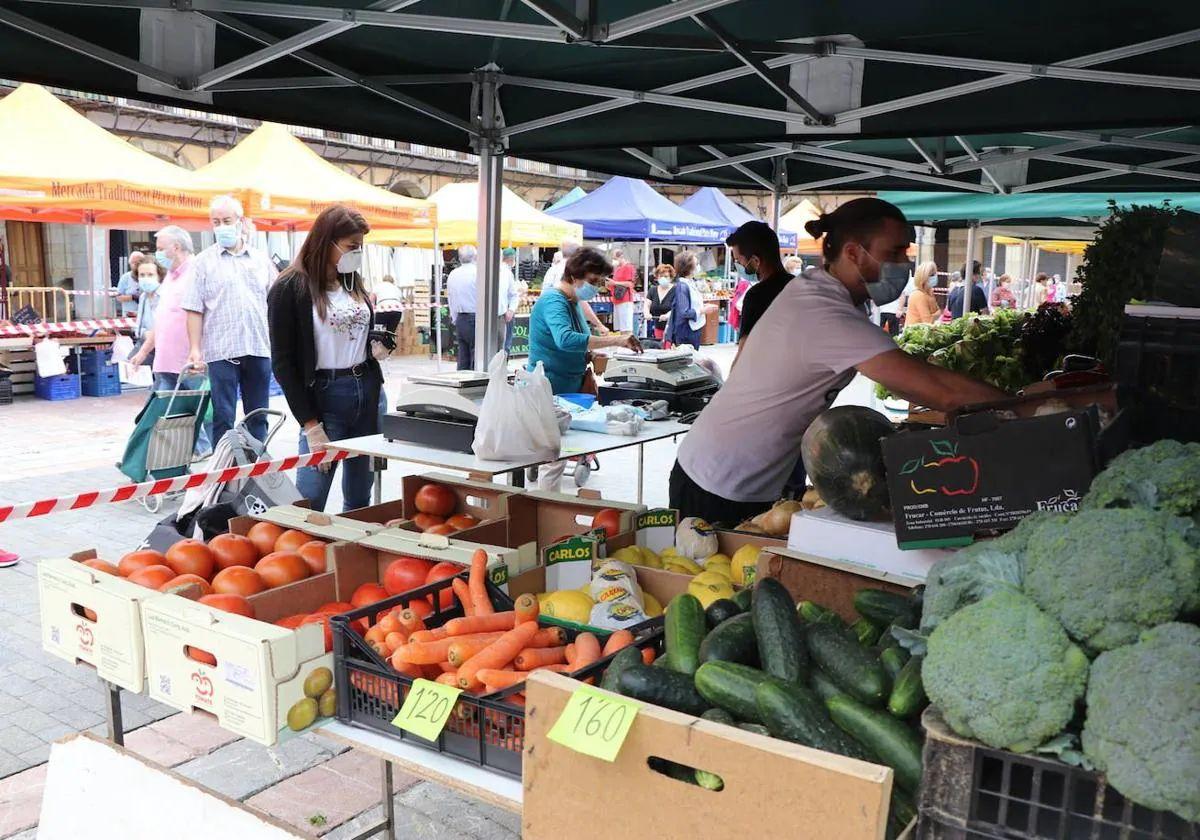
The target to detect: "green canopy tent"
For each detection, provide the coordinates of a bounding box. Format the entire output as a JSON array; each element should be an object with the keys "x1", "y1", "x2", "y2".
[{"x1": 879, "y1": 191, "x2": 1200, "y2": 224}]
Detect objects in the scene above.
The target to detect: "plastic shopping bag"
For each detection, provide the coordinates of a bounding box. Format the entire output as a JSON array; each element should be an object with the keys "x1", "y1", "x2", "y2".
[
  {"x1": 110, "y1": 335, "x2": 135, "y2": 363},
  {"x1": 472, "y1": 351, "x2": 562, "y2": 461},
  {"x1": 34, "y1": 338, "x2": 67, "y2": 377}
]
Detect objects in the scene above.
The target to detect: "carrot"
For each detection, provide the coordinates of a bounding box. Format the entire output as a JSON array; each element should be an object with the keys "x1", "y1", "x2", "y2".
[
  {"x1": 570, "y1": 632, "x2": 602, "y2": 678},
  {"x1": 393, "y1": 631, "x2": 504, "y2": 665},
  {"x1": 641, "y1": 647, "x2": 656, "y2": 665},
  {"x1": 602, "y1": 629, "x2": 634, "y2": 656},
  {"x1": 477, "y1": 669, "x2": 531, "y2": 690},
  {"x1": 530, "y1": 627, "x2": 567, "y2": 647},
  {"x1": 435, "y1": 671, "x2": 460, "y2": 686},
  {"x1": 513, "y1": 645, "x2": 567, "y2": 670},
  {"x1": 447, "y1": 635, "x2": 506, "y2": 668},
  {"x1": 435, "y1": 661, "x2": 456, "y2": 673},
  {"x1": 457, "y1": 621, "x2": 540, "y2": 690},
  {"x1": 468, "y1": 549, "x2": 494, "y2": 616},
  {"x1": 384, "y1": 631, "x2": 408, "y2": 652},
  {"x1": 397, "y1": 608, "x2": 426, "y2": 634},
  {"x1": 565, "y1": 643, "x2": 577, "y2": 665},
  {"x1": 443, "y1": 611, "x2": 516, "y2": 636},
  {"x1": 451, "y1": 577, "x2": 474, "y2": 617},
  {"x1": 533, "y1": 663, "x2": 573, "y2": 673},
  {"x1": 514, "y1": 593, "x2": 539, "y2": 624},
  {"x1": 389, "y1": 651, "x2": 423, "y2": 679},
  {"x1": 409, "y1": 627, "x2": 448, "y2": 643},
  {"x1": 506, "y1": 693, "x2": 526, "y2": 707}
]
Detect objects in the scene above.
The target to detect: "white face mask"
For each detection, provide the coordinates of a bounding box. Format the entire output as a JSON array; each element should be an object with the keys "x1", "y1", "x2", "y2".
[{"x1": 335, "y1": 243, "x2": 363, "y2": 275}]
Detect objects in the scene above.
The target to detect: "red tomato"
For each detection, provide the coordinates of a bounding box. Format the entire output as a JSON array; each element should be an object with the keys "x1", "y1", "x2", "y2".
[
  {"x1": 81, "y1": 558, "x2": 118, "y2": 575},
  {"x1": 424, "y1": 561, "x2": 462, "y2": 609},
  {"x1": 208, "y1": 533, "x2": 259, "y2": 570},
  {"x1": 300, "y1": 613, "x2": 333, "y2": 652},
  {"x1": 316, "y1": 601, "x2": 355, "y2": 615},
  {"x1": 382, "y1": 555, "x2": 434, "y2": 595},
  {"x1": 413, "y1": 483, "x2": 456, "y2": 517},
  {"x1": 351, "y1": 583, "x2": 389, "y2": 610},
  {"x1": 275, "y1": 614, "x2": 308, "y2": 629},
  {"x1": 245, "y1": 522, "x2": 284, "y2": 557},
  {"x1": 198, "y1": 593, "x2": 256, "y2": 619},
  {"x1": 165, "y1": 539, "x2": 216, "y2": 581},
  {"x1": 255, "y1": 551, "x2": 311, "y2": 588},
  {"x1": 412, "y1": 512, "x2": 445, "y2": 532},
  {"x1": 211, "y1": 566, "x2": 267, "y2": 597},
  {"x1": 297, "y1": 541, "x2": 328, "y2": 576},
  {"x1": 117, "y1": 549, "x2": 167, "y2": 578},
  {"x1": 160, "y1": 574, "x2": 213, "y2": 598},
  {"x1": 186, "y1": 645, "x2": 217, "y2": 667},
  {"x1": 591, "y1": 508, "x2": 623, "y2": 539},
  {"x1": 424, "y1": 523, "x2": 456, "y2": 537},
  {"x1": 404, "y1": 598, "x2": 434, "y2": 621},
  {"x1": 127, "y1": 565, "x2": 176, "y2": 589},
  {"x1": 274, "y1": 529, "x2": 314, "y2": 554},
  {"x1": 446, "y1": 513, "x2": 479, "y2": 531}
]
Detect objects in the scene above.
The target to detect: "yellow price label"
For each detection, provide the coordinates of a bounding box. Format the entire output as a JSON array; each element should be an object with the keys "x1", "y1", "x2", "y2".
[
  {"x1": 391, "y1": 678, "x2": 462, "y2": 742},
  {"x1": 546, "y1": 685, "x2": 638, "y2": 761}
]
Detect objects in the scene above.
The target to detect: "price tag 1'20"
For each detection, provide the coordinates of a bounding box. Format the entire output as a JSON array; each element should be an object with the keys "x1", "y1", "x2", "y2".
[
  {"x1": 546, "y1": 684, "x2": 639, "y2": 761},
  {"x1": 391, "y1": 678, "x2": 462, "y2": 742}
]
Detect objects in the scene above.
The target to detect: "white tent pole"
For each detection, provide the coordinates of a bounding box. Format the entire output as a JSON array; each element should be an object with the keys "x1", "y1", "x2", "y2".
[
  {"x1": 475, "y1": 76, "x2": 504, "y2": 370},
  {"x1": 433, "y1": 222, "x2": 442, "y2": 372},
  {"x1": 988, "y1": 236, "x2": 998, "y2": 275},
  {"x1": 642, "y1": 235, "x2": 651, "y2": 335},
  {"x1": 961, "y1": 221, "x2": 978, "y2": 318}
]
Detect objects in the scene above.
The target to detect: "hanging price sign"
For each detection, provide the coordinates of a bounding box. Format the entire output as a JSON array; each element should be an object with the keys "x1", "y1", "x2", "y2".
[
  {"x1": 391, "y1": 679, "x2": 462, "y2": 741},
  {"x1": 546, "y1": 685, "x2": 639, "y2": 761}
]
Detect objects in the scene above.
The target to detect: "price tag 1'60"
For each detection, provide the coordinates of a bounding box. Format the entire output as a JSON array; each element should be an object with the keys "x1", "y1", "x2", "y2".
[
  {"x1": 546, "y1": 684, "x2": 639, "y2": 761},
  {"x1": 391, "y1": 678, "x2": 462, "y2": 742}
]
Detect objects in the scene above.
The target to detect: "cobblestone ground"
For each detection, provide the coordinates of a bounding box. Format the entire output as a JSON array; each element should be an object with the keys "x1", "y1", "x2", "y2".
[{"x1": 0, "y1": 349, "x2": 746, "y2": 838}]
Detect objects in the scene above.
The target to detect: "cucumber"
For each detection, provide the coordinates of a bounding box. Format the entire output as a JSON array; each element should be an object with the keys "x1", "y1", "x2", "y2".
[
  {"x1": 694, "y1": 769, "x2": 724, "y2": 790},
  {"x1": 809, "y1": 668, "x2": 847, "y2": 702},
  {"x1": 700, "y1": 707, "x2": 736, "y2": 726},
  {"x1": 648, "y1": 756, "x2": 699, "y2": 785},
  {"x1": 738, "y1": 723, "x2": 771, "y2": 736},
  {"x1": 665, "y1": 594, "x2": 706, "y2": 676},
  {"x1": 797, "y1": 600, "x2": 846, "y2": 626},
  {"x1": 887, "y1": 656, "x2": 926, "y2": 719},
  {"x1": 698, "y1": 613, "x2": 759, "y2": 666},
  {"x1": 751, "y1": 578, "x2": 807, "y2": 683},
  {"x1": 849, "y1": 618, "x2": 883, "y2": 647},
  {"x1": 617, "y1": 665, "x2": 709, "y2": 717},
  {"x1": 854, "y1": 589, "x2": 916, "y2": 626},
  {"x1": 732, "y1": 588, "x2": 753, "y2": 611},
  {"x1": 754, "y1": 681, "x2": 873, "y2": 761},
  {"x1": 890, "y1": 789, "x2": 917, "y2": 828},
  {"x1": 705, "y1": 598, "x2": 742, "y2": 628},
  {"x1": 879, "y1": 646, "x2": 910, "y2": 680},
  {"x1": 694, "y1": 661, "x2": 782, "y2": 723},
  {"x1": 599, "y1": 645, "x2": 645, "y2": 692},
  {"x1": 806, "y1": 622, "x2": 890, "y2": 707},
  {"x1": 826, "y1": 694, "x2": 924, "y2": 794}
]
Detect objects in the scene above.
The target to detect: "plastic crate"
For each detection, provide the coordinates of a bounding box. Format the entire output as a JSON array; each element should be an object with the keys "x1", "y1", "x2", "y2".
[
  {"x1": 0, "y1": 373, "x2": 12, "y2": 406},
  {"x1": 331, "y1": 572, "x2": 662, "y2": 778},
  {"x1": 81, "y1": 369, "x2": 122, "y2": 397},
  {"x1": 917, "y1": 708, "x2": 1198, "y2": 840},
  {"x1": 72, "y1": 347, "x2": 116, "y2": 377},
  {"x1": 1115, "y1": 311, "x2": 1200, "y2": 444},
  {"x1": 34, "y1": 373, "x2": 80, "y2": 401}
]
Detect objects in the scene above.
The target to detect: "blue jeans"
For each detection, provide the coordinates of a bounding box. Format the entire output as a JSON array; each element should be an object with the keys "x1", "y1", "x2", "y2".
[
  {"x1": 207, "y1": 356, "x2": 271, "y2": 445},
  {"x1": 297, "y1": 372, "x2": 381, "y2": 512},
  {"x1": 454, "y1": 313, "x2": 476, "y2": 371},
  {"x1": 153, "y1": 371, "x2": 213, "y2": 455}
]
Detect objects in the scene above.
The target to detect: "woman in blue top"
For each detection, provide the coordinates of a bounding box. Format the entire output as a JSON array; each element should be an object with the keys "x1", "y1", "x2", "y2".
[
  {"x1": 664, "y1": 251, "x2": 705, "y2": 350},
  {"x1": 527, "y1": 247, "x2": 642, "y2": 490}
]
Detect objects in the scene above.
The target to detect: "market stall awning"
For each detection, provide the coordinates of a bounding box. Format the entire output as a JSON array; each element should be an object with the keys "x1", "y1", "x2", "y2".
[
  {"x1": 546, "y1": 187, "x2": 587, "y2": 212},
  {"x1": 0, "y1": 82, "x2": 218, "y2": 224},
  {"x1": 4, "y1": 2, "x2": 1198, "y2": 193},
  {"x1": 190, "y1": 122, "x2": 434, "y2": 231},
  {"x1": 778, "y1": 199, "x2": 824, "y2": 254},
  {"x1": 366, "y1": 182, "x2": 580, "y2": 248},
  {"x1": 879, "y1": 190, "x2": 1200, "y2": 224},
  {"x1": 547, "y1": 176, "x2": 728, "y2": 241},
  {"x1": 992, "y1": 235, "x2": 1091, "y2": 254},
  {"x1": 681, "y1": 187, "x2": 797, "y2": 248}
]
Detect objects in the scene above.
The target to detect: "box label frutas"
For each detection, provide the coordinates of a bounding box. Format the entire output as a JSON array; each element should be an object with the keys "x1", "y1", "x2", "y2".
[{"x1": 636, "y1": 509, "x2": 677, "y2": 530}]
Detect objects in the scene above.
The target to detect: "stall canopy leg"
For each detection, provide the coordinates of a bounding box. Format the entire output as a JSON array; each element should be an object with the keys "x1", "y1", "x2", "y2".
[
  {"x1": 961, "y1": 221, "x2": 978, "y2": 318},
  {"x1": 474, "y1": 72, "x2": 504, "y2": 371}
]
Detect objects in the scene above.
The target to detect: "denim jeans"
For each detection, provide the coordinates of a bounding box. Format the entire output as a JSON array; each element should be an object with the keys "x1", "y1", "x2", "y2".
[
  {"x1": 208, "y1": 356, "x2": 271, "y2": 445},
  {"x1": 297, "y1": 372, "x2": 381, "y2": 512},
  {"x1": 153, "y1": 371, "x2": 213, "y2": 455},
  {"x1": 454, "y1": 313, "x2": 476, "y2": 371}
]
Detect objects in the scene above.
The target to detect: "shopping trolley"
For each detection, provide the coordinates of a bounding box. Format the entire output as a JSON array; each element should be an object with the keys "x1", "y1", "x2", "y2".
[{"x1": 116, "y1": 376, "x2": 210, "y2": 514}]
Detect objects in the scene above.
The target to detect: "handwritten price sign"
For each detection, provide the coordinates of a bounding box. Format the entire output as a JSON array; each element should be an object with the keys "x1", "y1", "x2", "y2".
[
  {"x1": 391, "y1": 679, "x2": 462, "y2": 741},
  {"x1": 547, "y1": 685, "x2": 638, "y2": 761}
]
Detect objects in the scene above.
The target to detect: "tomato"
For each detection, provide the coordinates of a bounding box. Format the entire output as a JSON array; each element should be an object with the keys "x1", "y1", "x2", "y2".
[
  {"x1": 351, "y1": 583, "x2": 389, "y2": 610},
  {"x1": 424, "y1": 561, "x2": 462, "y2": 609},
  {"x1": 300, "y1": 613, "x2": 333, "y2": 652},
  {"x1": 160, "y1": 574, "x2": 213, "y2": 597},
  {"x1": 404, "y1": 598, "x2": 434, "y2": 621},
  {"x1": 412, "y1": 512, "x2": 445, "y2": 532},
  {"x1": 384, "y1": 518, "x2": 406, "y2": 528},
  {"x1": 198, "y1": 593, "x2": 256, "y2": 619},
  {"x1": 255, "y1": 551, "x2": 311, "y2": 588},
  {"x1": 127, "y1": 565, "x2": 176, "y2": 589},
  {"x1": 414, "y1": 483, "x2": 456, "y2": 517},
  {"x1": 274, "y1": 529, "x2": 314, "y2": 554},
  {"x1": 297, "y1": 541, "x2": 328, "y2": 576},
  {"x1": 246, "y1": 522, "x2": 284, "y2": 557},
  {"x1": 164, "y1": 539, "x2": 216, "y2": 581},
  {"x1": 81, "y1": 558, "x2": 118, "y2": 575},
  {"x1": 425, "y1": 523, "x2": 456, "y2": 537},
  {"x1": 186, "y1": 645, "x2": 218, "y2": 667},
  {"x1": 211, "y1": 565, "x2": 267, "y2": 597},
  {"x1": 275, "y1": 614, "x2": 308, "y2": 629},
  {"x1": 316, "y1": 601, "x2": 355, "y2": 615},
  {"x1": 382, "y1": 555, "x2": 433, "y2": 595},
  {"x1": 591, "y1": 508, "x2": 623, "y2": 539},
  {"x1": 208, "y1": 533, "x2": 259, "y2": 570},
  {"x1": 117, "y1": 549, "x2": 167, "y2": 578},
  {"x1": 446, "y1": 513, "x2": 480, "y2": 531}
]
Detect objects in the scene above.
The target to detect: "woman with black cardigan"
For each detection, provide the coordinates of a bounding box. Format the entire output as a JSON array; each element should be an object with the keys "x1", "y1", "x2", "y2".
[
  {"x1": 647, "y1": 263, "x2": 676, "y2": 341},
  {"x1": 268, "y1": 204, "x2": 384, "y2": 512}
]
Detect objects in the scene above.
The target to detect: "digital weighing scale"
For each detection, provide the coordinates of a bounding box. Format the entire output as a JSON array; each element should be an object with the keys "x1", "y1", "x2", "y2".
[
  {"x1": 597, "y1": 348, "x2": 720, "y2": 414},
  {"x1": 381, "y1": 370, "x2": 489, "y2": 452}
]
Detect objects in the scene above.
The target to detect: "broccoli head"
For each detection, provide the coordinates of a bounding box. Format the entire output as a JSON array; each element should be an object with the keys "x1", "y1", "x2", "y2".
[
  {"x1": 1083, "y1": 440, "x2": 1200, "y2": 527},
  {"x1": 1082, "y1": 622, "x2": 1200, "y2": 822},
  {"x1": 1023, "y1": 508, "x2": 1199, "y2": 652},
  {"x1": 924, "y1": 589, "x2": 1088, "y2": 752}
]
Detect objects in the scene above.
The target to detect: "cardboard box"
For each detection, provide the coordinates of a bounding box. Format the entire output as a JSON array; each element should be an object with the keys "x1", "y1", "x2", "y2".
[
  {"x1": 788, "y1": 507, "x2": 948, "y2": 581},
  {"x1": 247, "y1": 505, "x2": 382, "y2": 541},
  {"x1": 523, "y1": 671, "x2": 892, "y2": 840},
  {"x1": 38, "y1": 550, "x2": 159, "y2": 693},
  {"x1": 607, "y1": 526, "x2": 789, "y2": 591},
  {"x1": 347, "y1": 529, "x2": 517, "y2": 591},
  {"x1": 759, "y1": 547, "x2": 920, "y2": 622},
  {"x1": 882, "y1": 408, "x2": 1100, "y2": 548}
]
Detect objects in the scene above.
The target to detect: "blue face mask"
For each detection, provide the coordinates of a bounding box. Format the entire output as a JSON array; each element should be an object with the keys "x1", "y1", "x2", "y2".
[
  {"x1": 213, "y1": 224, "x2": 240, "y2": 250},
  {"x1": 576, "y1": 281, "x2": 598, "y2": 301},
  {"x1": 736, "y1": 260, "x2": 758, "y2": 283},
  {"x1": 138, "y1": 277, "x2": 160, "y2": 295},
  {"x1": 155, "y1": 249, "x2": 172, "y2": 270},
  {"x1": 861, "y1": 252, "x2": 913, "y2": 305}
]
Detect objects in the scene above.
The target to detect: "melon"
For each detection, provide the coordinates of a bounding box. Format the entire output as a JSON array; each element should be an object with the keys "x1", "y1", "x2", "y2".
[{"x1": 800, "y1": 406, "x2": 895, "y2": 521}]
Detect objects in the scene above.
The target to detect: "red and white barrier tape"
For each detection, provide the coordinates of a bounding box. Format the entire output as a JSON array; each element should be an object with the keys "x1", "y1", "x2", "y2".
[
  {"x1": 0, "y1": 318, "x2": 136, "y2": 336},
  {"x1": 0, "y1": 449, "x2": 348, "y2": 523}
]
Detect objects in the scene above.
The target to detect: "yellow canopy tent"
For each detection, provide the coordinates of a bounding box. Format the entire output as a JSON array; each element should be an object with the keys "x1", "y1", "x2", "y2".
[
  {"x1": 992, "y1": 235, "x2": 1090, "y2": 255},
  {"x1": 190, "y1": 122, "x2": 434, "y2": 233},
  {"x1": 778, "y1": 199, "x2": 823, "y2": 254},
  {"x1": 366, "y1": 182, "x2": 581, "y2": 247},
  {"x1": 0, "y1": 83, "x2": 218, "y2": 225}
]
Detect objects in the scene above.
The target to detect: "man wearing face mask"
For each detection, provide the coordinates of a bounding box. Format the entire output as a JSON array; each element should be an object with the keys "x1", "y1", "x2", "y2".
[
  {"x1": 670, "y1": 198, "x2": 1007, "y2": 525},
  {"x1": 182, "y1": 195, "x2": 278, "y2": 445},
  {"x1": 727, "y1": 221, "x2": 791, "y2": 356}
]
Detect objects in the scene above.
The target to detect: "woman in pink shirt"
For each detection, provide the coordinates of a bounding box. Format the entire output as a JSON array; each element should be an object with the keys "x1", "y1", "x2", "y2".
[{"x1": 990, "y1": 274, "x2": 1017, "y2": 311}]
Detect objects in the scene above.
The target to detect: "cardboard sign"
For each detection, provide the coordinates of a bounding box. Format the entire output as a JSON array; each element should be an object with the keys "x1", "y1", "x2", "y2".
[
  {"x1": 635, "y1": 507, "x2": 678, "y2": 554},
  {"x1": 547, "y1": 684, "x2": 639, "y2": 761},
  {"x1": 882, "y1": 409, "x2": 1099, "y2": 548},
  {"x1": 392, "y1": 678, "x2": 463, "y2": 741},
  {"x1": 543, "y1": 534, "x2": 601, "y2": 591}
]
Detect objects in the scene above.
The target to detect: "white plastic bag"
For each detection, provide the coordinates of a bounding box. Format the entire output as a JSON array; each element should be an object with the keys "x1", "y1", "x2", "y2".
[
  {"x1": 110, "y1": 335, "x2": 134, "y2": 363},
  {"x1": 472, "y1": 351, "x2": 561, "y2": 462},
  {"x1": 34, "y1": 338, "x2": 67, "y2": 377}
]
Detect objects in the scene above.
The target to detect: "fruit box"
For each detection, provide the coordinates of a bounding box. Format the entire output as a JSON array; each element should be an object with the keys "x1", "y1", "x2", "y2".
[
  {"x1": 786, "y1": 507, "x2": 947, "y2": 581},
  {"x1": 521, "y1": 488, "x2": 643, "y2": 553},
  {"x1": 507, "y1": 563, "x2": 679, "y2": 634},
  {"x1": 140, "y1": 560, "x2": 363, "y2": 746},
  {"x1": 346, "y1": 472, "x2": 529, "y2": 531},
  {"x1": 38, "y1": 550, "x2": 160, "y2": 693},
  {"x1": 758, "y1": 547, "x2": 919, "y2": 623},
  {"x1": 605, "y1": 527, "x2": 788, "y2": 591},
  {"x1": 245, "y1": 506, "x2": 381, "y2": 542},
  {"x1": 522, "y1": 670, "x2": 894, "y2": 840},
  {"x1": 338, "y1": 529, "x2": 517, "y2": 593}
]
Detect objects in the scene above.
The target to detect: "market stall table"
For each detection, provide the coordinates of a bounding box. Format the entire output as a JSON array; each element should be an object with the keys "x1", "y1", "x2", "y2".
[{"x1": 331, "y1": 420, "x2": 691, "y2": 505}]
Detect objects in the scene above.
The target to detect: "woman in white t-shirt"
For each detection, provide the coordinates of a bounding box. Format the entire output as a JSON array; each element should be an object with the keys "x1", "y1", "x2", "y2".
[{"x1": 268, "y1": 205, "x2": 386, "y2": 512}]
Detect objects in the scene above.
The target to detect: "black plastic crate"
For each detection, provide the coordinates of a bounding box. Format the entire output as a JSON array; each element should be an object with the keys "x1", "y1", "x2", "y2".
[
  {"x1": 917, "y1": 709, "x2": 1198, "y2": 840},
  {"x1": 1115, "y1": 312, "x2": 1200, "y2": 444},
  {"x1": 0, "y1": 371, "x2": 11, "y2": 406},
  {"x1": 330, "y1": 572, "x2": 663, "y2": 778}
]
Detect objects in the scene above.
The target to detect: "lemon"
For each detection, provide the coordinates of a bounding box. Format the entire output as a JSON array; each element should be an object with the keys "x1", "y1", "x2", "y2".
[
  {"x1": 661, "y1": 546, "x2": 681, "y2": 557},
  {"x1": 702, "y1": 565, "x2": 732, "y2": 582},
  {"x1": 731, "y1": 544, "x2": 763, "y2": 586},
  {"x1": 642, "y1": 591, "x2": 663, "y2": 617},
  {"x1": 611, "y1": 546, "x2": 644, "y2": 566},
  {"x1": 687, "y1": 571, "x2": 735, "y2": 608},
  {"x1": 541, "y1": 590, "x2": 595, "y2": 624},
  {"x1": 664, "y1": 563, "x2": 695, "y2": 576},
  {"x1": 704, "y1": 553, "x2": 732, "y2": 568},
  {"x1": 636, "y1": 546, "x2": 662, "y2": 567},
  {"x1": 668, "y1": 555, "x2": 702, "y2": 575}
]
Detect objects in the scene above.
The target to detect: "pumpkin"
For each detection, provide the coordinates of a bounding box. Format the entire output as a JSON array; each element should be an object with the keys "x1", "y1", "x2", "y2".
[
  {"x1": 800, "y1": 406, "x2": 895, "y2": 521},
  {"x1": 675, "y1": 517, "x2": 718, "y2": 560}
]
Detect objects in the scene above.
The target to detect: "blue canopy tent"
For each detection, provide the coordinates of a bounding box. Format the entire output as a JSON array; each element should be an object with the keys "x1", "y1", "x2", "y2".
[
  {"x1": 682, "y1": 187, "x2": 798, "y2": 249},
  {"x1": 546, "y1": 175, "x2": 729, "y2": 242},
  {"x1": 546, "y1": 186, "x2": 588, "y2": 213}
]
